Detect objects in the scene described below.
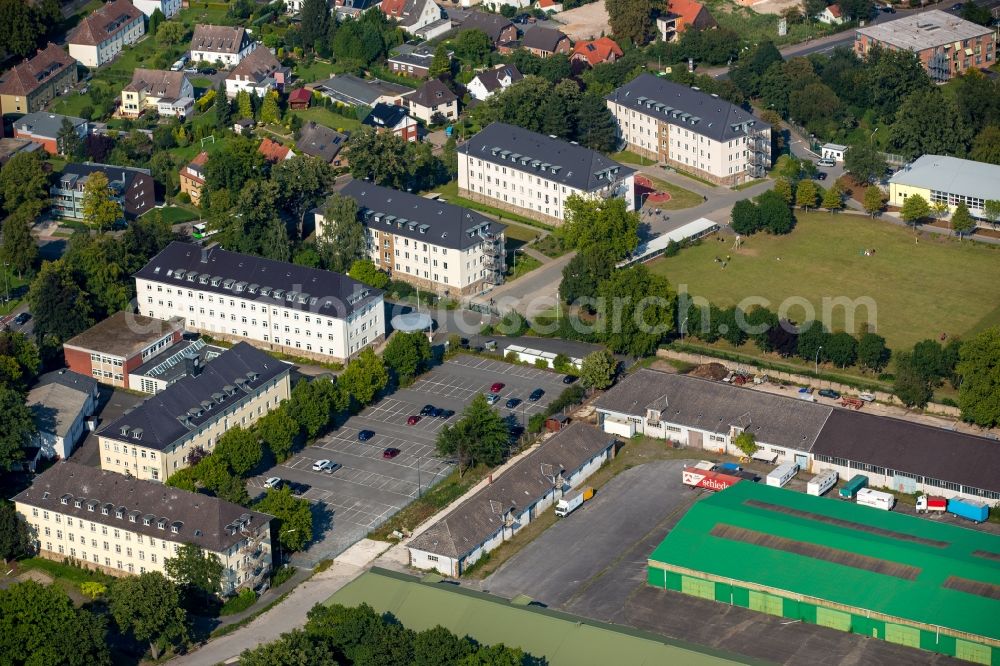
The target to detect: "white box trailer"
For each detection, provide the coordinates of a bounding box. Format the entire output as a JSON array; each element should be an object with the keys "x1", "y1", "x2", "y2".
[
  {"x1": 856, "y1": 488, "x2": 895, "y2": 511},
  {"x1": 766, "y1": 462, "x2": 799, "y2": 488},
  {"x1": 807, "y1": 470, "x2": 838, "y2": 496}
]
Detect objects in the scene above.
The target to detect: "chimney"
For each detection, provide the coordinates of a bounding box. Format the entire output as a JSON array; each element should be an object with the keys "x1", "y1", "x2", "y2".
[{"x1": 185, "y1": 355, "x2": 202, "y2": 377}]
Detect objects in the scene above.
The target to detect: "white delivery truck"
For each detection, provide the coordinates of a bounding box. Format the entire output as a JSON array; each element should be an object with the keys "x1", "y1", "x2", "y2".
[
  {"x1": 807, "y1": 470, "x2": 838, "y2": 496},
  {"x1": 766, "y1": 462, "x2": 799, "y2": 488},
  {"x1": 554, "y1": 486, "x2": 594, "y2": 517},
  {"x1": 856, "y1": 488, "x2": 895, "y2": 511}
]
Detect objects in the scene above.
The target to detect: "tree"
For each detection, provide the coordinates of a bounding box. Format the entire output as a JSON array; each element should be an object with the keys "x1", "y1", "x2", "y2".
[
  {"x1": 970, "y1": 125, "x2": 1000, "y2": 165},
  {"x1": 57, "y1": 118, "x2": 83, "y2": 159},
  {"x1": 1, "y1": 209, "x2": 39, "y2": 278},
  {"x1": 148, "y1": 7, "x2": 165, "y2": 35},
  {"x1": 857, "y1": 332, "x2": 890, "y2": 373},
  {"x1": 956, "y1": 327, "x2": 1000, "y2": 427},
  {"x1": 259, "y1": 90, "x2": 281, "y2": 125},
  {"x1": 893, "y1": 351, "x2": 932, "y2": 408},
  {"x1": 28, "y1": 260, "x2": 92, "y2": 343},
  {"x1": 795, "y1": 179, "x2": 818, "y2": 209},
  {"x1": 214, "y1": 81, "x2": 232, "y2": 129},
  {"x1": 0, "y1": 581, "x2": 111, "y2": 666},
  {"x1": 255, "y1": 487, "x2": 313, "y2": 552},
  {"x1": 0, "y1": 386, "x2": 34, "y2": 473},
  {"x1": 579, "y1": 350, "x2": 617, "y2": 390},
  {"x1": 0, "y1": 501, "x2": 33, "y2": 560},
  {"x1": 80, "y1": 582, "x2": 107, "y2": 600},
  {"x1": 196, "y1": 455, "x2": 250, "y2": 505},
  {"x1": 863, "y1": 185, "x2": 885, "y2": 217},
  {"x1": 108, "y1": 572, "x2": 188, "y2": 660},
  {"x1": 560, "y1": 244, "x2": 615, "y2": 309},
  {"x1": 772, "y1": 177, "x2": 794, "y2": 205},
  {"x1": 796, "y1": 321, "x2": 829, "y2": 364},
  {"x1": 255, "y1": 408, "x2": 300, "y2": 463},
  {"x1": 436, "y1": 393, "x2": 510, "y2": 475},
  {"x1": 824, "y1": 331, "x2": 858, "y2": 368},
  {"x1": 156, "y1": 20, "x2": 186, "y2": 45},
  {"x1": 951, "y1": 202, "x2": 975, "y2": 239},
  {"x1": 272, "y1": 155, "x2": 334, "y2": 239},
  {"x1": 844, "y1": 141, "x2": 888, "y2": 184},
  {"x1": 734, "y1": 431, "x2": 757, "y2": 457},
  {"x1": 285, "y1": 377, "x2": 343, "y2": 440},
  {"x1": 757, "y1": 189, "x2": 795, "y2": 235},
  {"x1": 213, "y1": 427, "x2": 263, "y2": 477},
  {"x1": 560, "y1": 196, "x2": 639, "y2": 261},
  {"x1": 863, "y1": 46, "x2": 931, "y2": 122},
  {"x1": 597, "y1": 265, "x2": 675, "y2": 357},
  {"x1": 164, "y1": 544, "x2": 224, "y2": 602},
  {"x1": 348, "y1": 259, "x2": 390, "y2": 289},
  {"x1": 205, "y1": 137, "x2": 266, "y2": 192},
  {"x1": 900, "y1": 193, "x2": 930, "y2": 228},
  {"x1": 960, "y1": 0, "x2": 992, "y2": 25},
  {"x1": 300, "y1": 0, "x2": 332, "y2": 51},
  {"x1": 340, "y1": 348, "x2": 389, "y2": 407},
  {"x1": 573, "y1": 93, "x2": 619, "y2": 152},
  {"x1": 347, "y1": 127, "x2": 411, "y2": 189},
  {"x1": 429, "y1": 43, "x2": 452, "y2": 78},
  {"x1": 316, "y1": 193, "x2": 366, "y2": 273},
  {"x1": 383, "y1": 332, "x2": 432, "y2": 385},
  {"x1": 821, "y1": 183, "x2": 843, "y2": 212},
  {"x1": 889, "y1": 88, "x2": 973, "y2": 160},
  {"x1": 240, "y1": 630, "x2": 338, "y2": 666},
  {"x1": 413, "y1": 625, "x2": 473, "y2": 666},
  {"x1": 730, "y1": 199, "x2": 762, "y2": 235},
  {"x1": 0, "y1": 0, "x2": 42, "y2": 57},
  {"x1": 79, "y1": 172, "x2": 121, "y2": 231},
  {"x1": 0, "y1": 151, "x2": 49, "y2": 214},
  {"x1": 452, "y1": 29, "x2": 492, "y2": 65}
]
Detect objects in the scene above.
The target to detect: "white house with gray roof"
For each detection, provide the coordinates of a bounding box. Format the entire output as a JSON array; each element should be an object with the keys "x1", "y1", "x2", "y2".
[
  {"x1": 888, "y1": 155, "x2": 1000, "y2": 222},
  {"x1": 457, "y1": 122, "x2": 635, "y2": 224},
  {"x1": 607, "y1": 73, "x2": 771, "y2": 186}
]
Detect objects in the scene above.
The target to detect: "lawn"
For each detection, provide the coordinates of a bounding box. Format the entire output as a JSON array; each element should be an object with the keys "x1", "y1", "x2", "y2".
[
  {"x1": 640, "y1": 174, "x2": 704, "y2": 211},
  {"x1": 700, "y1": 0, "x2": 846, "y2": 47},
  {"x1": 151, "y1": 206, "x2": 200, "y2": 224},
  {"x1": 294, "y1": 59, "x2": 338, "y2": 83},
  {"x1": 293, "y1": 107, "x2": 362, "y2": 133},
  {"x1": 648, "y1": 212, "x2": 1000, "y2": 350},
  {"x1": 507, "y1": 249, "x2": 541, "y2": 280},
  {"x1": 431, "y1": 180, "x2": 554, "y2": 230}
]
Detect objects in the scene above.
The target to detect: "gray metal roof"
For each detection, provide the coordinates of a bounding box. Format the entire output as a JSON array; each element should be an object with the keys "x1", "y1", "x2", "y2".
[
  {"x1": 608, "y1": 74, "x2": 770, "y2": 143},
  {"x1": 96, "y1": 342, "x2": 290, "y2": 452},
  {"x1": 12, "y1": 461, "x2": 272, "y2": 553},
  {"x1": 409, "y1": 424, "x2": 616, "y2": 559},
  {"x1": 13, "y1": 112, "x2": 86, "y2": 139},
  {"x1": 338, "y1": 180, "x2": 505, "y2": 250},
  {"x1": 295, "y1": 121, "x2": 348, "y2": 163},
  {"x1": 312, "y1": 75, "x2": 412, "y2": 106},
  {"x1": 889, "y1": 155, "x2": 1000, "y2": 204},
  {"x1": 458, "y1": 122, "x2": 635, "y2": 192},
  {"x1": 594, "y1": 369, "x2": 833, "y2": 453}
]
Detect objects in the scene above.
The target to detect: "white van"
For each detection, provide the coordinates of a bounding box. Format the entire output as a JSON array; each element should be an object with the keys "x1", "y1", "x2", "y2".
[
  {"x1": 766, "y1": 462, "x2": 799, "y2": 488},
  {"x1": 856, "y1": 488, "x2": 895, "y2": 511},
  {"x1": 817, "y1": 158, "x2": 836, "y2": 168}
]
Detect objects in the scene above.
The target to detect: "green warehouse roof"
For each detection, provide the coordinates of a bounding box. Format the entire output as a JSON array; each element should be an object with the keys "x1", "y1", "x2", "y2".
[
  {"x1": 326, "y1": 568, "x2": 752, "y2": 666},
  {"x1": 649, "y1": 483, "x2": 1000, "y2": 642}
]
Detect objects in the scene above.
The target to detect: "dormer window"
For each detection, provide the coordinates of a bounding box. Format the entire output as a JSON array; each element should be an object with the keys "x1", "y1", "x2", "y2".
[
  {"x1": 143, "y1": 517, "x2": 151, "y2": 526},
  {"x1": 115, "y1": 509, "x2": 124, "y2": 519},
  {"x1": 74, "y1": 499, "x2": 82, "y2": 508}
]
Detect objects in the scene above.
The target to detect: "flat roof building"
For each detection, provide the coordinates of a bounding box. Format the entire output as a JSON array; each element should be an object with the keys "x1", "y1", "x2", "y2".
[
  {"x1": 26, "y1": 372, "x2": 98, "y2": 462},
  {"x1": 51, "y1": 162, "x2": 155, "y2": 221},
  {"x1": 310, "y1": 75, "x2": 412, "y2": 107},
  {"x1": 888, "y1": 154, "x2": 1000, "y2": 221},
  {"x1": 13, "y1": 112, "x2": 88, "y2": 155}
]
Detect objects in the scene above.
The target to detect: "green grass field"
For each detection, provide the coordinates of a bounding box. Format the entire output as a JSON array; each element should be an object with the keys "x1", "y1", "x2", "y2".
[
  {"x1": 648, "y1": 212, "x2": 1000, "y2": 350},
  {"x1": 641, "y1": 175, "x2": 704, "y2": 211},
  {"x1": 292, "y1": 107, "x2": 362, "y2": 133}
]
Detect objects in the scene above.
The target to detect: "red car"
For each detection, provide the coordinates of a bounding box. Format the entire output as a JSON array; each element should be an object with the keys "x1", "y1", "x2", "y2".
[
  {"x1": 382, "y1": 448, "x2": 401, "y2": 459},
  {"x1": 407, "y1": 415, "x2": 421, "y2": 425},
  {"x1": 490, "y1": 382, "x2": 505, "y2": 393}
]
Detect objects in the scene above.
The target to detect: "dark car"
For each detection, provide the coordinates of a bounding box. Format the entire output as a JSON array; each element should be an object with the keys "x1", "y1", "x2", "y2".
[
  {"x1": 358, "y1": 429, "x2": 375, "y2": 442},
  {"x1": 13, "y1": 312, "x2": 30, "y2": 326},
  {"x1": 407, "y1": 415, "x2": 421, "y2": 426},
  {"x1": 438, "y1": 409, "x2": 455, "y2": 419},
  {"x1": 420, "y1": 404, "x2": 435, "y2": 416},
  {"x1": 198, "y1": 67, "x2": 217, "y2": 75},
  {"x1": 528, "y1": 388, "x2": 544, "y2": 402},
  {"x1": 505, "y1": 397, "x2": 521, "y2": 409},
  {"x1": 288, "y1": 482, "x2": 311, "y2": 496},
  {"x1": 382, "y1": 447, "x2": 401, "y2": 459},
  {"x1": 818, "y1": 388, "x2": 841, "y2": 399},
  {"x1": 562, "y1": 375, "x2": 578, "y2": 384},
  {"x1": 509, "y1": 425, "x2": 525, "y2": 440},
  {"x1": 430, "y1": 407, "x2": 443, "y2": 418},
  {"x1": 815, "y1": 172, "x2": 827, "y2": 181},
  {"x1": 950, "y1": 2, "x2": 963, "y2": 9}
]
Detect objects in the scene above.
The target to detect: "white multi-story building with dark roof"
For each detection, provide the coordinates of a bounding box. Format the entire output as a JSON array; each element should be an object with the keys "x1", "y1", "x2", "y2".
[
  {"x1": 190, "y1": 25, "x2": 256, "y2": 68},
  {"x1": 67, "y1": 0, "x2": 145, "y2": 67},
  {"x1": 457, "y1": 122, "x2": 636, "y2": 225},
  {"x1": 607, "y1": 73, "x2": 771, "y2": 186}
]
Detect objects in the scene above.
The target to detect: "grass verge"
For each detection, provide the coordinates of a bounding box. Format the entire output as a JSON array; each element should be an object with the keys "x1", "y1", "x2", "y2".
[
  {"x1": 508, "y1": 251, "x2": 541, "y2": 280},
  {"x1": 432, "y1": 181, "x2": 555, "y2": 231}
]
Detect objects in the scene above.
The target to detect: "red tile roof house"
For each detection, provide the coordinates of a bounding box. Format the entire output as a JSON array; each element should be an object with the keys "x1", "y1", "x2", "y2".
[
  {"x1": 571, "y1": 37, "x2": 623, "y2": 67},
  {"x1": 258, "y1": 137, "x2": 294, "y2": 163},
  {"x1": 288, "y1": 87, "x2": 312, "y2": 109},
  {"x1": 656, "y1": 0, "x2": 718, "y2": 42},
  {"x1": 535, "y1": 0, "x2": 563, "y2": 13},
  {"x1": 0, "y1": 44, "x2": 78, "y2": 117}
]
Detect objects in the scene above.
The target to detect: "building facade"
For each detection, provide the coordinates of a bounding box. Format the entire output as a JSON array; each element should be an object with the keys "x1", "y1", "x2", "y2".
[
  {"x1": 13, "y1": 112, "x2": 88, "y2": 154},
  {"x1": 333, "y1": 180, "x2": 506, "y2": 296},
  {"x1": 67, "y1": 0, "x2": 145, "y2": 68},
  {"x1": 14, "y1": 462, "x2": 273, "y2": 594},
  {"x1": 519, "y1": 27, "x2": 572, "y2": 57},
  {"x1": 224, "y1": 46, "x2": 286, "y2": 98},
  {"x1": 457, "y1": 122, "x2": 635, "y2": 224},
  {"x1": 121, "y1": 69, "x2": 194, "y2": 118},
  {"x1": 26, "y1": 372, "x2": 99, "y2": 461},
  {"x1": 607, "y1": 73, "x2": 771, "y2": 185},
  {"x1": 190, "y1": 25, "x2": 256, "y2": 68},
  {"x1": 388, "y1": 49, "x2": 435, "y2": 78},
  {"x1": 0, "y1": 44, "x2": 78, "y2": 117},
  {"x1": 656, "y1": 0, "x2": 717, "y2": 42},
  {"x1": 362, "y1": 103, "x2": 419, "y2": 142},
  {"x1": 467, "y1": 64, "x2": 523, "y2": 101},
  {"x1": 132, "y1": 0, "x2": 181, "y2": 18},
  {"x1": 134, "y1": 242, "x2": 385, "y2": 362},
  {"x1": 179, "y1": 151, "x2": 208, "y2": 205},
  {"x1": 51, "y1": 163, "x2": 155, "y2": 220},
  {"x1": 381, "y1": 0, "x2": 444, "y2": 33},
  {"x1": 404, "y1": 79, "x2": 459, "y2": 124},
  {"x1": 888, "y1": 154, "x2": 1000, "y2": 222}
]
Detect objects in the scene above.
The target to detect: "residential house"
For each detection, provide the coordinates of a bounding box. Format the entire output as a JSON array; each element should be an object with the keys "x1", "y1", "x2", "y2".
[
  {"x1": 0, "y1": 44, "x2": 78, "y2": 117},
  {"x1": 519, "y1": 27, "x2": 571, "y2": 57},
  {"x1": 179, "y1": 151, "x2": 208, "y2": 205},
  {"x1": 14, "y1": 461, "x2": 273, "y2": 593},
  {"x1": 52, "y1": 162, "x2": 155, "y2": 221},
  {"x1": 381, "y1": 0, "x2": 444, "y2": 33},
  {"x1": 816, "y1": 3, "x2": 844, "y2": 24},
  {"x1": 233, "y1": 118, "x2": 254, "y2": 135},
  {"x1": 460, "y1": 12, "x2": 518, "y2": 48},
  {"x1": 132, "y1": 0, "x2": 181, "y2": 18},
  {"x1": 467, "y1": 64, "x2": 523, "y2": 101},
  {"x1": 535, "y1": 0, "x2": 563, "y2": 12},
  {"x1": 287, "y1": 87, "x2": 312, "y2": 109},
  {"x1": 607, "y1": 73, "x2": 771, "y2": 185},
  {"x1": 457, "y1": 122, "x2": 635, "y2": 224},
  {"x1": 331, "y1": 0, "x2": 381, "y2": 19},
  {"x1": 135, "y1": 242, "x2": 385, "y2": 363},
  {"x1": 332, "y1": 180, "x2": 506, "y2": 295},
  {"x1": 190, "y1": 25, "x2": 256, "y2": 68},
  {"x1": 62, "y1": 311, "x2": 185, "y2": 390},
  {"x1": 67, "y1": 0, "x2": 145, "y2": 67},
  {"x1": 855, "y1": 10, "x2": 995, "y2": 81},
  {"x1": 571, "y1": 37, "x2": 622, "y2": 67},
  {"x1": 388, "y1": 47, "x2": 437, "y2": 79},
  {"x1": 225, "y1": 46, "x2": 289, "y2": 98},
  {"x1": 258, "y1": 137, "x2": 294, "y2": 163},
  {"x1": 26, "y1": 372, "x2": 99, "y2": 462},
  {"x1": 362, "y1": 103, "x2": 419, "y2": 142},
  {"x1": 121, "y1": 69, "x2": 194, "y2": 118},
  {"x1": 13, "y1": 112, "x2": 88, "y2": 155},
  {"x1": 310, "y1": 75, "x2": 412, "y2": 107},
  {"x1": 295, "y1": 121, "x2": 349, "y2": 166},
  {"x1": 888, "y1": 154, "x2": 1000, "y2": 221},
  {"x1": 404, "y1": 79, "x2": 458, "y2": 123},
  {"x1": 656, "y1": 0, "x2": 717, "y2": 42}
]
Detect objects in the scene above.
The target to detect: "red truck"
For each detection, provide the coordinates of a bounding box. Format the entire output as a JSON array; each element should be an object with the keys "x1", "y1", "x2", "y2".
[{"x1": 682, "y1": 467, "x2": 742, "y2": 492}]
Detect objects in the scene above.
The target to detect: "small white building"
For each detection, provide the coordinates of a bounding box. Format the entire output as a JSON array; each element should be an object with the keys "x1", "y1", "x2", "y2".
[
  {"x1": 67, "y1": 0, "x2": 145, "y2": 67},
  {"x1": 190, "y1": 25, "x2": 256, "y2": 68},
  {"x1": 816, "y1": 3, "x2": 844, "y2": 24},
  {"x1": 821, "y1": 143, "x2": 847, "y2": 162},
  {"x1": 408, "y1": 424, "x2": 617, "y2": 577},
  {"x1": 131, "y1": 0, "x2": 181, "y2": 18},
  {"x1": 26, "y1": 372, "x2": 99, "y2": 461},
  {"x1": 467, "y1": 64, "x2": 523, "y2": 101}
]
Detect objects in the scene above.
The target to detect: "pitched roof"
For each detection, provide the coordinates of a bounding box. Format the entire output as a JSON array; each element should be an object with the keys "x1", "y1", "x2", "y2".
[
  {"x1": 520, "y1": 27, "x2": 569, "y2": 52},
  {"x1": 191, "y1": 24, "x2": 249, "y2": 54},
  {"x1": 362, "y1": 102, "x2": 414, "y2": 130},
  {"x1": 258, "y1": 137, "x2": 292, "y2": 162},
  {"x1": 67, "y1": 0, "x2": 142, "y2": 46},
  {"x1": 96, "y1": 342, "x2": 290, "y2": 451},
  {"x1": 312, "y1": 75, "x2": 412, "y2": 106},
  {"x1": 64, "y1": 312, "x2": 184, "y2": 357},
  {"x1": 26, "y1": 383, "x2": 90, "y2": 439},
  {"x1": 457, "y1": 122, "x2": 635, "y2": 192},
  {"x1": 288, "y1": 87, "x2": 312, "y2": 104},
  {"x1": 339, "y1": 179, "x2": 505, "y2": 251},
  {"x1": 57, "y1": 162, "x2": 151, "y2": 192},
  {"x1": 13, "y1": 112, "x2": 86, "y2": 140},
  {"x1": 608, "y1": 73, "x2": 771, "y2": 143},
  {"x1": 226, "y1": 45, "x2": 280, "y2": 83},
  {"x1": 538, "y1": 0, "x2": 561, "y2": 7},
  {"x1": 134, "y1": 241, "x2": 380, "y2": 317},
  {"x1": 12, "y1": 461, "x2": 272, "y2": 553},
  {"x1": 666, "y1": 0, "x2": 716, "y2": 27},
  {"x1": 295, "y1": 121, "x2": 348, "y2": 163},
  {"x1": 471, "y1": 64, "x2": 523, "y2": 92},
  {"x1": 888, "y1": 154, "x2": 1000, "y2": 203},
  {"x1": 0, "y1": 44, "x2": 75, "y2": 97},
  {"x1": 409, "y1": 424, "x2": 616, "y2": 559},
  {"x1": 571, "y1": 37, "x2": 622, "y2": 65},
  {"x1": 460, "y1": 12, "x2": 516, "y2": 42},
  {"x1": 36, "y1": 369, "x2": 98, "y2": 396},
  {"x1": 124, "y1": 69, "x2": 190, "y2": 99},
  {"x1": 406, "y1": 79, "x2": 458, "y2": 108},
  {"x1": 826, "y1": 3, "x2": 843, "y2": 17}
]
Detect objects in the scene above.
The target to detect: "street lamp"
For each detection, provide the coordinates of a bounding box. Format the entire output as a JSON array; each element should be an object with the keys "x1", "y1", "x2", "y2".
[
  {"x1": 680, "y1": 316, "x2": 689, "y2": 343},
  {"x1": 869, "y1": 127, "x2": 879, "y2": 144},
  {"x1": 275, "y1": 528, "x2": 297, "y2": 567},
  {"x1": 815, "y1": 345, "x2": 823, "y2": 375}
]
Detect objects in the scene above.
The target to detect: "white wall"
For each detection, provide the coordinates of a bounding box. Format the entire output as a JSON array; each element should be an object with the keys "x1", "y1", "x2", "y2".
[{"x1": 132, "y1": 0, "x2": 181, "y2": 18}]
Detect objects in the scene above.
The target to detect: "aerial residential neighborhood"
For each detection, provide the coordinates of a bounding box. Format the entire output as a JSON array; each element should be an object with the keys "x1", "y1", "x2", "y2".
[{"x1": 1, "y1": 0, "x2": 1000, "y2": 663}]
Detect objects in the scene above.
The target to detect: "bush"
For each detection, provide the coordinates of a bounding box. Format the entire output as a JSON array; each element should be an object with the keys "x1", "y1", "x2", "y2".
[
  {"x1": 534, "y1": 358, "x2": 549, "y2": 369},
  {"x1": 219, "y1": 588, "x2": 257, "y2": 616},
  {"x1": 505, "y1": 351, "x2": 520, "y2": 363},
  {"x1": 271, "y1": 565, "x2": 296, "y2": 587},
  {"x1": 527, "y1": 412, "x2": 547, "y2": 433}
]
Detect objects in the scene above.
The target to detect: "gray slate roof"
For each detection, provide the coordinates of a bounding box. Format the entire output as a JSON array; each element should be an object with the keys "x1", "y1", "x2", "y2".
[
  {"x1": 406, "y1": 78, "x2": 458, "y2": 108},
  {"x1": 296, "y1": 121, "x2": 348, "y2": 163},
  {"x1": 471, "y1": 64, "x2": 523, "y2": 93},
  {"x1": 409, "y1": 424, "x2": 616, "y2": 559},
  {"x1": 889, "y1": 155, "x2": 1000, "y2": 204},
  {"x1": 134, "y1": 241, "x2": 381, "y2": 317},
  {"x1": 12, "y1": 461, "x2": 272, "y2": 553},
  {"x1": 520, "y1": 27, "x2": 569, "y2": 52},
  {"x1": 595, "y1": 369, "x2": 833, "y2": 453},
  {"x1": 609, "y1": 73, "x2": 770, "y2": 143},
  {"x1": 36, "y1": 369, "x2": 98, "y2": 396},
  {"x1": 97, "y1": 342, "x2": 289, "y2": 452},
  {"x1": 13, "y1": 112, "x2": 86, "y2": 139},
  {"x1": 362, "y1": 102, "x2": 413, "y2": 130},
  {"x1": 338, "y1": 180, "x2": 505, "y2": 251},
  {"x1": 458, "y1": 122, "x2": 634, "y2": 192},
  {"x1": 313, "y1": 75, "x2": 412, "y2": 106},
  {"x1": 460, "y1": 12, "x2": 516, "y2": 43}
]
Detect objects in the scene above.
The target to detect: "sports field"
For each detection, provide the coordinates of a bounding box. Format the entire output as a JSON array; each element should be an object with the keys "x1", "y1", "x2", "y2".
[{"x1": 648, "y1": 212, "x2": 1000, "y2": 350}]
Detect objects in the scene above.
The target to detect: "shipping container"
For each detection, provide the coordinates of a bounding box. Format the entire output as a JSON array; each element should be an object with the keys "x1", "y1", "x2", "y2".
[
  {"x1": 682, "y1": 467, "x2": 742, "y2": 492},
  {"x1": 947, "y1": 498, "x2": 989, "y2": 523},
  {"x1": 807, "y1": 470, "x2": 838, "y2": 496},
  {"x1": 839, "y1": 474, "x2": 869, "y2": 499},
  {"x1": 765, "y1": 462, "x2": 799, "y2": 488},
  {"x1": 856, "y1": 488, "x2": 895, "y2": 511},
  {"x1": 915, "y1": 495, "x2": 947, "y2": 513}
]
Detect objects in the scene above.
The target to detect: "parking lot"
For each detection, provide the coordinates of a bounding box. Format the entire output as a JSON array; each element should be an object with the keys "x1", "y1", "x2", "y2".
[{"x1": 252, "y1": 355, "x2": 570, "y2": 565}]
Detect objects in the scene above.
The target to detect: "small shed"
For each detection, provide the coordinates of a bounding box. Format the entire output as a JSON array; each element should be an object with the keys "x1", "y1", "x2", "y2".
[
  {"x1": 233, "y1": 118, "x2": 254, "y2": 135},
  {"x1": 545, "y1": 413, "x2": 569, "y2": 433},
  {"x1": 821, "y1": 143, "x2": 848, "y2": 162},
  {"x1": 288, "y1": 87, "x2": 312, "y2": 110}
]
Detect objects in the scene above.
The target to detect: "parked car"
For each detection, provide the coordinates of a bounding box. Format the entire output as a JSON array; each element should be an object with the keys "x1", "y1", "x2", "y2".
[
  {"x1": 562, "y1": 375, "x2": 578, "y2": 384},
  {"x1": 13, "y1": 312, "x2": 30, "y2": 326},
  {"x1": 438, "y1": 409, "x2": 455, "y2": 419},
  {"x1": 490, "y1": 382, "x2": 505, "y2": 393},
  {"x1": 486, "y1": 393, "x2": 500, "y2": 405},
  {"x1": 950, "y1": 2, "x2": 963, "y2": 9},
  {"x1": 358, "y1": 429, "x2": 375, "y2": 442},
  {"x1": 406, "y1": 415, "x2": 421, "y2": 425},
  {"x1": 859, "y1": 392, "x2": 876, "y2": 402},
  {"x1": 529, "y1": 388, "x2": 544, "y2": 401},
  {"x1": 815, "y1": 172, "x2": 827, "y2": 181},
  {"x1": 288, "y1": 482, "x2": 310, "y2": 496},
  {"x1": 817, "y1": 158, "x2": 836, "y2": 168},
  {"x1": 420, "y1": 404, "x2": 435, "y2": 416},
  {"x1": 430, "y1": 407, "x2": 443, "y2": 418},
  {"x1": 382, "y1": 448, "x2": 401, "y2": 459},
  {"x1": 264, "y1": 477, "x2": 282, "y2": 489},
  {"x1": 505, "y1": 397, "x2": 521, "y2": 409},
  {"x1": 198, "y1": 67, "x2": 216, "y2": 75},
  {"x1": 818, "y1": 388, "x2": 841, "y2": 399},
  {"x1": 312, "y1": 459, "x2": 340, "y2": 473}
]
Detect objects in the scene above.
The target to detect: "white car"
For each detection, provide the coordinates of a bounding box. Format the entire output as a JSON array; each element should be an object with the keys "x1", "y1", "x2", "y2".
[
  {"x1": 486, "y1": 393, "x2": 500, "y2": 405},
  {"x1": 817, "y1": 158, "x2": 836, "y2": 168},
  {"x1": 264, "y1": 477, "x2": 282, "y2": 489},
  {"x1": 312, "y1": 459, "x2": 341, "y2": 473},
  {"x1": 859, "y1": 392, "x2": 876, "y2": 402}
]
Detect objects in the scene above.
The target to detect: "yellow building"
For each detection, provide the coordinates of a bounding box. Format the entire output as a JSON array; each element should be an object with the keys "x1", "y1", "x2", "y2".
[
  {"x1": 0, "y1": 44, "x2": 78, "y2": 117},
  {"x1": 888, "y1": 154, "x2": 1000, "y2": 220},
  {"x1": 121, "y1": 69, "x2": 194, "y2": 118},
  {"x1": 97, "y1": 342, "x2": 291, "y2": 482},
  {"x1": 14, "y1": 461, "x2": 273, "y2": 594}
]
